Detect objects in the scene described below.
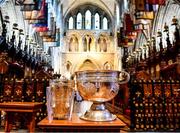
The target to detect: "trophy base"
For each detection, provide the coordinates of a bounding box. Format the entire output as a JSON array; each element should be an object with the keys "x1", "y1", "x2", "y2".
[{"x1": 80, "y1": 102, "x2": 116, "y2": 122}]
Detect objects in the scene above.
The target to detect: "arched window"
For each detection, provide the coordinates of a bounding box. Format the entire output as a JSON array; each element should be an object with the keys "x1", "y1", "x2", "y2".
[
  {"x1": 95, "y1": 13, "x2": 100, "y2": 30},
  {"x1": 85, "y1": 10, "x2": 91, "y2": 29},
  {"x1": 66, "y1": 6, "x2": 111, "y2": 30},
  {"x1": 103, "y1": 17, "x2": 108, "y2": 30},
  {"x1": 77, "y1": 13, "x2": 82, "y2": 29},
  {"x1": 68, "y1": 17, "x2": 74, "y2": 29}
]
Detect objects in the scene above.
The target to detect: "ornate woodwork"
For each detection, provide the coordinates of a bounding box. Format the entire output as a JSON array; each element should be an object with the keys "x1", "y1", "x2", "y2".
[
  {"x1": 124, "y1": 17, "x2": 180, "y2": 80},
  {"x1": 130, "y1": 79, "x2": 180, "y2": 131},
  {"x1": 122, "y1": 17, "x2": 180, "y2": 132}
]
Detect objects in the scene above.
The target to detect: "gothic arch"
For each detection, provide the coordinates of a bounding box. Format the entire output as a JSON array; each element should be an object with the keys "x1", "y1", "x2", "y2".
[
  {"x1": 69, "y1": 34, "x2": 79, "y2": 52},
  {"x1": 67, "y1": 32, "x2": 81, "y2": 52},
  {"x1": 152, "y1": 1, "x2": 180, "y2": 36},
  {"x1": 64, "y1": 1, "x2": 113, "y2": 22},
  {"x1": 72, "y1": 58, "x2": 100, "y2": 72},
  {"x1": 78, "y1": 59, "x2": 97, "y2": 71},
  {"x1": 65, "y1": 61, "x2": 72, "y2": 71},
  {"x1": 64, "y1": 4, "x2": 112, "y2": 30},
  {"x1": 98, "y1": 34, "x2": 110, "y2": 52},
  {"x1": 83, "y1": 34, "x2": 95, "y2": 52},
  {"x1": 150, "y1": 0, "x2": 180, "y2": 50}
]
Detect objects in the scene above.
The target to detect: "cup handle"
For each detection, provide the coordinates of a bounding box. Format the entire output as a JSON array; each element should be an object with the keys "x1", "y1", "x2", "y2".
[{"x1": 118, "y1": 71, "x2": 130, "y2": 84}]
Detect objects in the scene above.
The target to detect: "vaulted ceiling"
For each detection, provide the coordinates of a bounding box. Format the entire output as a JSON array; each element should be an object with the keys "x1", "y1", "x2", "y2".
[
  {"x1": 0, "y1": 0, "x2": 121, "y2": 38},
  {"x1": 61, "y1": 0, "x2": 119, "y2": 18}
]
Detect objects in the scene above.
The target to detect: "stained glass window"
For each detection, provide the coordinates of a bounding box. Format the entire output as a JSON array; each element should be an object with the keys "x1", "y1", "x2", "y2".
[
  {"x1": 103, "y1": 17, "x2": 108, "y2": 30},
  {"x1": 68, "y1": 17, "x2": 73, "y2": 29},
  {"x1": 95, "y1": 13, "x2": 100, "y2": 30},
  {"x1": 77, "y1": 13, "x2": 82, "y2": 29},
  {"x1": 85, "y1": 10, "x2": 91, "y2": 29},
  {"x1": 66, "y1": 7, "x2": 110, "y2": 30}
]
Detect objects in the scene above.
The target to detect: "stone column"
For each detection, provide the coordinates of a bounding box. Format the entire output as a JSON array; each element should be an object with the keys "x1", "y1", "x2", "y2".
[
  {"x1": 92, "y1": 14, "x2": 95, "y2": 29},
  {"x1": 100, "y1": 15, "x2": 103, "y2": 29},
  {"x1": 82, "y1": 15, "x2": 85, "y2": 29},
  {"x1": 73, "y1": 15, "x2": 76, "y2": 29}
]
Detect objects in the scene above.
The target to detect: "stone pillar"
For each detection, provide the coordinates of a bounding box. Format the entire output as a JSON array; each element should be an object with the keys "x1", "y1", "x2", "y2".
[
  {"x1": 82, "y1": 15, "x2": 85, "y2": 29},
  {"x1": 92, "y1": 14, "x2": 95, "y2": 29},
  {"x1": 100, "y1": 15, "x2": 103, "y2": 29},
  {"x1": 73, "y1": 15, "x2": 76, "y2": 29}
]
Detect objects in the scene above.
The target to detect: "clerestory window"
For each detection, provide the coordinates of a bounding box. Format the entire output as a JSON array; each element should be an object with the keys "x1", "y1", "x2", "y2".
[
  {"x1": 66, "y1": 6, "x2": 110, "y2": 30},
  {"x1": 85, "y1": 10, "x2": 91, "y2": 29},
  {"x1": 103, "y1": 17, "x2": 108, "y2": 30},
  {"x1": 68, "y1": 17, "x2": 73, "y2": 29},
  {"x1": 77, "y1": 13, "x2": 82, "y2": 29},
  {"x1": 95, "y1": 13, "x2": 100, "y2": 30}
]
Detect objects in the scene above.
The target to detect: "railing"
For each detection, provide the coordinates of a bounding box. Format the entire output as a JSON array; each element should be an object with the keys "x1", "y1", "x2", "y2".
[{"x1": 130, "y1": 79, "x2": 180, "y2": 132}]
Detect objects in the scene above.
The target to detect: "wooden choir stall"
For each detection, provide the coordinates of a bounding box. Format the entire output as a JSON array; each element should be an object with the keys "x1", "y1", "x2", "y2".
[{"x1": 121, "y1": 17, "x2": 180, "y2": 132}]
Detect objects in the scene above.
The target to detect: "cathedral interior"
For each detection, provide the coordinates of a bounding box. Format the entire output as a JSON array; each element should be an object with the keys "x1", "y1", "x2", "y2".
[{"x1": 0, "y1": 0, "x2": 179, "y2": 132}]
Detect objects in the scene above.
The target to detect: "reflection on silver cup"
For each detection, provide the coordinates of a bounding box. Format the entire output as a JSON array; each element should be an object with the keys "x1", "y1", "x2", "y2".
[{"x1": 75, "y1": 70, "x2": 130, "y2": 121}]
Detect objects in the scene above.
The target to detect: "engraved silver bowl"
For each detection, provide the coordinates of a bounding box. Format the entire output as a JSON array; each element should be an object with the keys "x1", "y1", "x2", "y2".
[{"x1": 75, "y1": 70, "x2": 130, "y2": 121}]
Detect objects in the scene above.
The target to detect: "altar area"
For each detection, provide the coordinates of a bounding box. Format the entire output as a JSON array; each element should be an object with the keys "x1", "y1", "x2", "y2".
[
  {"x1": 0, "y1": 101, "x2": 127, "y2": 132},
  {"x1": 38, "y1": 114, "x2": 126, "y2": 132}
]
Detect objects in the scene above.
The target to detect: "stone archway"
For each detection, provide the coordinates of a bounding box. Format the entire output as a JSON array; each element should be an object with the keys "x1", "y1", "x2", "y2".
[
  {"x1": 69, "y1": 34, "x2": 79, "y2": 52},
  {"x1": 98, "y1": 34, "x2": 110, "y2": 52},
  {"x1": 78, "y1": 59, "x2": 97, "y2": 71}
]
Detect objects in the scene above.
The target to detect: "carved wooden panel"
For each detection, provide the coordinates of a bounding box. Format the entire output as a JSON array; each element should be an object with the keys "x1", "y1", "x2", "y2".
[
  {"x1": 34, "y1": 79, "x2": 49, "y2": 123},
  {"x1": 130, "y1": 80, "x2": 180, "y2": 131},
  {"x1": 13, "y1": 79, "x2": 23, "y2": 101},
  {"x1": 24, "y1": 79, "x2": 35, "y2": 102},
  {"x1": 3, "y1": 79, "x2": 14, "y2": 102}
]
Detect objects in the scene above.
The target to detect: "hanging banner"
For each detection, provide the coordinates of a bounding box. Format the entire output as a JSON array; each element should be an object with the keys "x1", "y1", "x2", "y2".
[
  {"x1": 15, "y1": 0, "x2": 31, "y2": 5},
  {"x1": 21, "y1": 5, "x2": 36, "y2": 11},
  {"x1": 34, "y1": 27, "x2": 48, "y2": 32},
  {"x1": 38, "y1": 17, "x2": 56, "y2": 39},
  {"x1": 145, "y1": 0, "x2": 160, "y2": 11},
  {"x1": 147, "y1": 0, "x2": 165, "y2": 5},
  {"x1": 32, "y1": 4, "x2": 48, "y2": 32},
  {"x1": 16, "y1": 0, "x2": 40, "y2": 10},
  {"x1": 16, "y1": 0, "x2": 36, "y2": 5},
  {"x1": 135, "y1": 11, "x2": 154, "y2": 20},
  {"x1": 145, "y1": 3, "x2": 154, "y2": 11},
  {"x1": 23, "y1": 1, "x2": 47, "y2": 20},
  {"x1": 124, "y1": 14, "x2": 134, "y2": 35},
  {"x1": 24, "y1": 10, "x2": 38, "y2": 20},
  {"x1": 135, "y1": 0, "x2": 146, "y2": 11},
  {"x1": 37, "y1": 0, "x2": 45, "y2": 19}
]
